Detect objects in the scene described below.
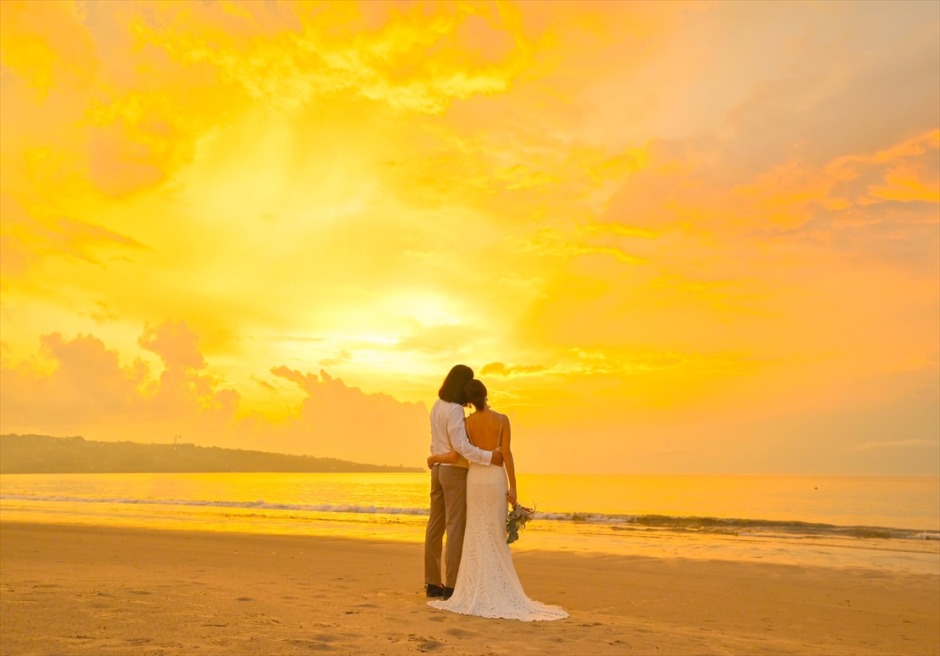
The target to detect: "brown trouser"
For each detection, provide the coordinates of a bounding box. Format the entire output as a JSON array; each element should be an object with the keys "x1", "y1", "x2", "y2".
[{"x1": 424, "y1": 464, "x2": 468, "y2": 588}]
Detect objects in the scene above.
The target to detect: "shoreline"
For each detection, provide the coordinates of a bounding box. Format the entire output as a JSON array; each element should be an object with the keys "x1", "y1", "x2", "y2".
[
  {"x1": 3, "y1": 504, "x2": 938, "y2": 576},
  {"x1": 2, "y1": 521, "x2": 938, "y2": 655}
]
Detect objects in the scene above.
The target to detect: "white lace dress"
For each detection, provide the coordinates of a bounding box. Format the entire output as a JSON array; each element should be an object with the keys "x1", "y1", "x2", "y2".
[{"x1": 427, "y1": 462, "x2": 568, "y2": 621}]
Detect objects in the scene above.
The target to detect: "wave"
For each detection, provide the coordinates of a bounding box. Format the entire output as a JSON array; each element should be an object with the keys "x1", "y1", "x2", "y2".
[
  {"x1": 3, "y1": 493, "x2": 937, "y2": 541},
  {"x1": 0, "y1": 494, "x2": 429, "y2": 516},
  {"x1": 536, "y1": 510, "x2": 939, "y2": 540}
]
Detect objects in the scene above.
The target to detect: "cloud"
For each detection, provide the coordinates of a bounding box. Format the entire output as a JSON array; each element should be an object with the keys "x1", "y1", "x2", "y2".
[
  {"x1": 0, "y1": 195, "x2": 147, "y2": 281},
  {"x1": 251, "y1": 375, "x2": 275, "y2": 392},
  {"x1": 481, "y1": 362, "x2": 547, "y2": 378},
  {"x1": 0, "y1": 324, "x2": 429, "y2": 467},
  {"x1": 0, "y1": 0, "x2": 97, "y2": 98},
  {"x1": 0, "y1": 332, "x2": 147, "y2": 429},
  {"x1": 139, "y1": 321, "x2": 206, "y2": 371},
  {"x1": 826, "y1": 130, "x2": 940, "y2": 206},
  {"x1": 269, "y1": 366, "x2": 428, "y2": 464},
  {"x1": 125, "y1": 1, "x2": 531, "y2": 115}
]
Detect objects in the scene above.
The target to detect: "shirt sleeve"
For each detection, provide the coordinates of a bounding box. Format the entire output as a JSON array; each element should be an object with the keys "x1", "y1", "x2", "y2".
[{"x1": 447, "y1": 405, "x2": 493, "y2": 466}]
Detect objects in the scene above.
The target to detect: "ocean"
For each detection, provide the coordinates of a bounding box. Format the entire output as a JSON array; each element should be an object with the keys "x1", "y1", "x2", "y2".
[{"x1": 1, "y1": 472, "x2": 937, "y2": 574}]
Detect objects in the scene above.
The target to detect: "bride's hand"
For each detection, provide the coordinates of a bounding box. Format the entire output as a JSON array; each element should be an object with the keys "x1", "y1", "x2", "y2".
[{"x1": 507, "y1": 488, "x2": 517, "y2": 506}]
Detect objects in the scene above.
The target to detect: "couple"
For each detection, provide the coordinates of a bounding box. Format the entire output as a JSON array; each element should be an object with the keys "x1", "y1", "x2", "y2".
[{"x1": 423, "y1": 364, "x2": 567, "y2": 622}]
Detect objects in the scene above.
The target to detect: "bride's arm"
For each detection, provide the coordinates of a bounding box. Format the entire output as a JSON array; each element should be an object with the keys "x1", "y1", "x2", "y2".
[
  {"x1": 448, "y1": 405, "x2": 500, "y2": 466},
  {"x1": 502, "y1": 416, "x2": 517, "y2": 506}
]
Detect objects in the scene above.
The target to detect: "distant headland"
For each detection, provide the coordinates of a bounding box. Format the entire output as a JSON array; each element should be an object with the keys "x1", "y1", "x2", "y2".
[{"x1": 0, "y1": 434, "x2": 422, "y2": 474}]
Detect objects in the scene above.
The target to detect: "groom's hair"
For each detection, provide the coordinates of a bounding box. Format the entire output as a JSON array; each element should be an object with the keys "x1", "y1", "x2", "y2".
[{"x1": 439, "y1": 365, "x2": 474, "y2": 404}]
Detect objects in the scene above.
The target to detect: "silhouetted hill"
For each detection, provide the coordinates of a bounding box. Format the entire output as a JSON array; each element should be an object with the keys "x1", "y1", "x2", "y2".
[{"x1": 0, "y1": 434, "x2": 421, "y2": 474}]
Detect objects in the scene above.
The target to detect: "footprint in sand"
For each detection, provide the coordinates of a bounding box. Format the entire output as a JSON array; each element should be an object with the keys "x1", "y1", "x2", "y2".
[
  {"x1": 285, "y1": 639, "x2": 335, "y2": 652},
  {"x1": 285, "y1": 634, "x2": 338, "y2": 652},
  {"x1": 310, "y1": 633, "x2": 335, "y2": 642},
  {"x1": 409, "y1": 634, "x2": 445, "y2": 652},
  {"x1": 445, "y1": 628, "x2": 477, "y2": 638},
  {"x1": 418, "y1": 640, "x2": 444, "y2": 652}
]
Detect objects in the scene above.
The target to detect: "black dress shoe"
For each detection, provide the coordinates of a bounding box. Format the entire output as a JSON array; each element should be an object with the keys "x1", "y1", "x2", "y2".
[
  {"x1": 426, "y1": 584, "x2": 445, "y2": 598},
  {"x1": 442, "y1": 586, "x2": 455, "y2": 600}
]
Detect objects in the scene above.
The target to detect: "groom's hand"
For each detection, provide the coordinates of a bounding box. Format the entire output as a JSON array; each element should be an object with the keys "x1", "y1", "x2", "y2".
[{"x1": 491, "y1": 450, "x2": 504, "y2": 466}]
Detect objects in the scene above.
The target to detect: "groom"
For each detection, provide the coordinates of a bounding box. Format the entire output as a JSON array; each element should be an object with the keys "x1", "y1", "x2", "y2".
[{"x1": 424, "y1": 365, "x2": 503, "y2": 600}]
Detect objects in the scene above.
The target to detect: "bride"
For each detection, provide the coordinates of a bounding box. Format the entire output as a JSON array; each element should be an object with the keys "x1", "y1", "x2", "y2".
[{"x1": 426, "y1": 379, "x2": 567, "y2": 621}]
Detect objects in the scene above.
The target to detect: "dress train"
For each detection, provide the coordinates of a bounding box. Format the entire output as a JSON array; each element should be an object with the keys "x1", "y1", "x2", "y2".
[{"x1": 428, "y1": 463, "x2": 567, "y2": 621}]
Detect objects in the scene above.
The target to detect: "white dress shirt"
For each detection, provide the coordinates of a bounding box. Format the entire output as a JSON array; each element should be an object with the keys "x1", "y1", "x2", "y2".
[{"x1": 429, "y1": 399, "x2": 494, "y2": 467}]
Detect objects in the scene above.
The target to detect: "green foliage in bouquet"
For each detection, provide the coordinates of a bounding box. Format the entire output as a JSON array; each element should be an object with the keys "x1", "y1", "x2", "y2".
[{"x1": 506, "y1": 502, "x2": 535, "y2": 544}]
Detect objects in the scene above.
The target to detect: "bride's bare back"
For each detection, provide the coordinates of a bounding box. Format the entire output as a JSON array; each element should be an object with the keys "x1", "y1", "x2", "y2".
[
  {"x1": 465, "y1": 408, "x2": 508, "y2": 451},
  {"x1": 465, "y1": 397, "x2": 517, "y2": 506}
]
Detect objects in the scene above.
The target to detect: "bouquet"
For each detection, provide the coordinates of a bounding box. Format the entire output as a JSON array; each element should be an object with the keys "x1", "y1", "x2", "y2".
[{"x1": 506, "y1": 502, "x2": 535, "y2": 544}]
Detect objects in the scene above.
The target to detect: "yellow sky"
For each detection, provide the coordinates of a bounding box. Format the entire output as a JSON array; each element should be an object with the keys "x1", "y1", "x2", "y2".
[{"x1": 1, "y1": 0, "x2": 938, "y2": 474}]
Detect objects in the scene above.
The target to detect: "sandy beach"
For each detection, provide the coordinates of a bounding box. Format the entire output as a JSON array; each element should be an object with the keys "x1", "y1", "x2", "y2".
[{"x1": 1, "y1": 522, "x2": 937, "y2": 655}]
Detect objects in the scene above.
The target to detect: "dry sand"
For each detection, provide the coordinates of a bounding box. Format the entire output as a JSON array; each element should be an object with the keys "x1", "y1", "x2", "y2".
[{"x1": 1, "y1": 522, "x2": 937, "y2": 655}]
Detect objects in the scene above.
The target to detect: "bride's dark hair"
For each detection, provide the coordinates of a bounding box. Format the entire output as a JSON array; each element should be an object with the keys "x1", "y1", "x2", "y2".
[{"x1": 464, "y1": 379, "x2": 488, "y2": 411}]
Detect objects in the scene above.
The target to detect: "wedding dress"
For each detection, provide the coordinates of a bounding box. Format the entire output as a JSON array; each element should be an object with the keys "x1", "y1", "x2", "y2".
[{"x1": 428, "y1": 451, "x2": 567, "y2": 621}]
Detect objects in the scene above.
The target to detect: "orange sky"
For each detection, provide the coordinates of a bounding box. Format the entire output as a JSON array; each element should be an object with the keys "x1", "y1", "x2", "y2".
[{"x1": 1, "y1": 0, "x2": 937, "y2": 474}]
